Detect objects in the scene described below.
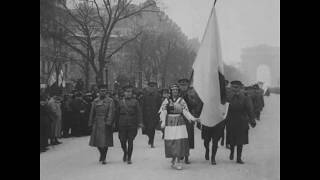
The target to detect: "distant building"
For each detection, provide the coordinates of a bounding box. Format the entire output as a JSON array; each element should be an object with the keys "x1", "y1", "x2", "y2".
[
  {"x1": 40, "y1": 0, "x2": 76, "y2": 86},
  {"x1": 240, "y1": 44, "x2": 280, "y2": 86},
  {"x1": 41, "y1": 0, "x2": 193, "y2": 90}
]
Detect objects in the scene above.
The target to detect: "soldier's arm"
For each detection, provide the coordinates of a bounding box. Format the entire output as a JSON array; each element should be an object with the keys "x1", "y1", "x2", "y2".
[
  {"x1": 136, "y1": 100, "x2": 143, "y2": 127},
  {"x1": 260, "y1": 92, "x2": 265, "y2": 107},
  {"x1": 88, "y1": 102, "x2": 95, "y2": 126},
  {"x1": 181, "y1": 99, "x2": 197, "y2": 122},
  {"x1": 106, "y1": 99, "x2": 115, "y2": 126},
  {"x1": 245, "y1": 96, "x2": 256, "y2": 127},
  {"x1": 194, "y1": 94, "x2": 203, "y2": 118}
]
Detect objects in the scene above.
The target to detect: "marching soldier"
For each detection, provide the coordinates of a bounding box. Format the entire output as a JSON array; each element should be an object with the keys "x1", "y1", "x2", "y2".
[
  {"x1": 117, "y1": 85, "x2": 143, "y2": 164},
  {"x1": 178, "y1": 78, "x2": 202, "y2": 164},
  {"x1": 201, "y1": 76, "x2": 227, "y2": 165},
  {"x1": 88, "y1": 85, "x2": 115, "y2": 165},
  {"x1": 226, "y1": 80, "x2": 256, "y2": 164},
  {"x1": 111, "y1": 92, "x2": 120, "y2": 133},
  {"x1": 142, "y1": 82, "x2": 162, "y2": 148},
  {"x1": 253, "y1": 83, "x2": 265, "y2": 120}
]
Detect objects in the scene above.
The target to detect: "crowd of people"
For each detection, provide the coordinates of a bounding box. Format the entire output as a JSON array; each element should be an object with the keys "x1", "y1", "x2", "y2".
[
  {"x1": 40, "y1": 78, "x2": 266, "y2": 170},
  {"x1": 40, "y1": 89, "x2": 102, "y2": 152}
]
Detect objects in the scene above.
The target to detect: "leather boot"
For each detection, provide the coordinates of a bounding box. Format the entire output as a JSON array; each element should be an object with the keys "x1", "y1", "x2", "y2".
[
  {"x1": 236, "y1": 145, "x2": 244, "y2": 164},
  {"x1": 185, "y1": 156, "x2": 190, "y2": 164},
  {"x1": 205, "y1": 148, "x2": 209, "y2": 160},
  {"x1": 229, "y1": 145, "x2": 235, "y2": 160},
  {"x1": 211, "y1": 144, "x2": 218, "y2": 165}
]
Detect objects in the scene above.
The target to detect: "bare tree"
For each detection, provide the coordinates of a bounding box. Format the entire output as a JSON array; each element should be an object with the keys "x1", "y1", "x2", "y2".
[
  {"x1": 127, "y1": 25, "x2": 158, "y2": 87},
  {"x1": 47, "y1": 0, "x2": 159, "y2": 88}
]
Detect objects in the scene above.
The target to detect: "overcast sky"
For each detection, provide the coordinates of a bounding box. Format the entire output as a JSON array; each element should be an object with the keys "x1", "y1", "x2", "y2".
[
  {"x1": 68, "y1": 0, "x2": 280, "y2": 65},
  {"x1": 160, "y1": 0, "x2": 280, "y2": 65}
]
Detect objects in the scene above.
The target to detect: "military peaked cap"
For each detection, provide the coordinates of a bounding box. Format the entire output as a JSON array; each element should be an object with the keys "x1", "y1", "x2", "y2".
[
  {"x1": 178, "y1": 78, "x2": 189, "y2": 84},
  {"x1": 230, "y1": 80, "x2": 243, "y2": 86}
]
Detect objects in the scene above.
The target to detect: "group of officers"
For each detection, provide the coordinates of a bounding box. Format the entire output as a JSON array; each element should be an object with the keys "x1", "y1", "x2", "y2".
[{"x1": 40, "y1": 77, "x2": 266, "y2": 169}]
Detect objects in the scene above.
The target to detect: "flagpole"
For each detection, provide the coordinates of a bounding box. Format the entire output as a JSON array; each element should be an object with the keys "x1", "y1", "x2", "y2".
[{"x1": 214, "y1": 0, "x2": 218, "y2": 6}]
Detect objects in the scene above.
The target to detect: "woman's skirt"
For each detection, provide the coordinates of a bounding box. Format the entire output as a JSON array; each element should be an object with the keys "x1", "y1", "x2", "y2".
[{"x1": 164, "y1": 114, "x2": 189, "y2": 158}]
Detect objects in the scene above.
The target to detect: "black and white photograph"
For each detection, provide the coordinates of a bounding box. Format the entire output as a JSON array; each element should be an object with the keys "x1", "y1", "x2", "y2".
[{"x1": 40, "y1": 0, "x2": 280, "y2": 179}]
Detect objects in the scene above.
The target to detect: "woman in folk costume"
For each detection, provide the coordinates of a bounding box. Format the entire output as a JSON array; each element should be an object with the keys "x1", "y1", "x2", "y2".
[{"x1": 159, "y1": 84, "x2": 200, "y2": 170}]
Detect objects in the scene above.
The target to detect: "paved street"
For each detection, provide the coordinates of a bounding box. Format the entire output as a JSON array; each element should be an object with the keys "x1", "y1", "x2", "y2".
[{"x1": 40, "y1": 94, "x2": 280, "y2": 180}]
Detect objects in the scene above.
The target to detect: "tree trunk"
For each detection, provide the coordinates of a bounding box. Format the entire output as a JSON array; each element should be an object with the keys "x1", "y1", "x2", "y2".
[
  {"x1": 105, "y1": 66, "x2": 108, "y2": 89},
  {"x1": 138, "y1": 72, "x2": 142, "y2": 88},
  {"x1": 96, "y1": 69, "x2": 104, "y2": 86},
  {"x1": 138, "y1": 58, "x2": 143, "y2": 89},
  {"x1": 84, "y1": 61, "x2": 90, "y2": 91},
  {"x1": 96, "y1": 55, "x2": 106, "y2": 86}
]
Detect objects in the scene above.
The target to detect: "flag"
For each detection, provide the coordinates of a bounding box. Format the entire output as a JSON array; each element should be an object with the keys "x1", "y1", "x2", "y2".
[
  {"x1": 192, "y1": 5, "x2": 225, "y2": 127},
  {"x1": 48, "y1": 71, "x2": 57, "y2": 86},
  {"x1": 58, "y1": 70, "x2": 65, "y2": 87}
]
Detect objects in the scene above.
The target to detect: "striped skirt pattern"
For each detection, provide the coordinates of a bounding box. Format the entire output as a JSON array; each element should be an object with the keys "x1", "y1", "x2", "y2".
[{"x1": 164, "y1": 114, "x2": 189, "y2": 158}]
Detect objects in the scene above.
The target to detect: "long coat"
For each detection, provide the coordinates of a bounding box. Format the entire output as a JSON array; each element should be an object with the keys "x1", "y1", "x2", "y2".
[
  {"x1": 40, "y1": 104, "x2": 52, "y2": 146},
  {"x1": 89, "y1": 97, "x2": 115, "y2": 147},
  {"x1": 70, "y1": 98, "x2": 87, "y2": 135},
  {"x1": 226, "y1": 92, "x2": 255, "y2": 145},
  {"x1": 48, "y1": 99, "x2": 62, "y2": 138},
  {"x1": 245, "y1": 90, "x2": 258, "y2": 118},
  {"x1": 181, "y1": 88, "x2": 202, "y2": 149},
  {"x1": 61, "y1": 98, "x2": 73, "y2": 132},
  {"x1": 255, "y1": 89, "x2": 265, "y2": 112},
  {"x1": 142, "y1": 89, "x2": 162, "y2": 134},
  {"x1": 112, "y1": 98, "x2": 120, "y2": 132}
]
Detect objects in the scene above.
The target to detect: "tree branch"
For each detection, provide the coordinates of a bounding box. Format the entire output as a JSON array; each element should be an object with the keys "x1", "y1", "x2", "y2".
[
  {"x1": 52, "y1": 34, "x2": 88, "y2": 60},
  {"x1": 118, "y1": 1, "x2": 158, "y2": 21},
  {"x1": 106, "y1": 32, "x2": 142, "y2": 60},
  {"x1": 93, "y1": 0, "x2": 107, "y2": 31}
]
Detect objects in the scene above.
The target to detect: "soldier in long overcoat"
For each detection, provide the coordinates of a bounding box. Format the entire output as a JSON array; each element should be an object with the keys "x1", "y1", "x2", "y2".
[
  {"x1": 40, "y1": 94, "x2": 52, "y2": 152},
  {"x1": 88, "y1": 85, "x2": 114, "y2": 165},
  {"x1": 47, "y1": 96, "x2": 62, "y2": 145},
  {"x1": 141, "y1": 82, "x2": 162, "y2": 148},
  {"x1": 226, "y1": 80, "x2": 256, "y2": 164},
  {"x1": 178, "y1": 78, "x2": 202, "y2": 164},
  {"x1": 253, "y1": 84, "x2": 265, "y2": 120}
]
